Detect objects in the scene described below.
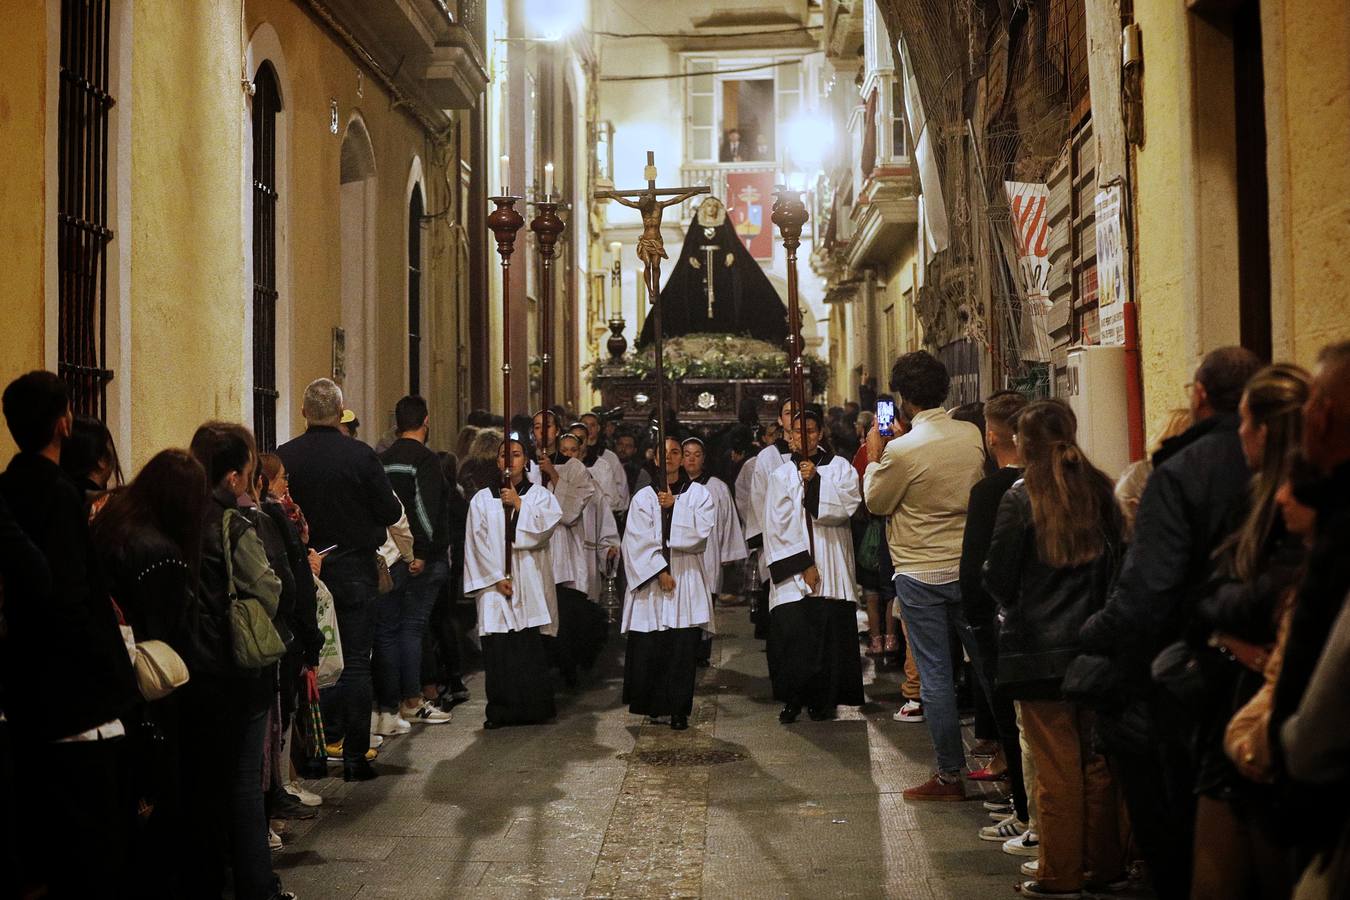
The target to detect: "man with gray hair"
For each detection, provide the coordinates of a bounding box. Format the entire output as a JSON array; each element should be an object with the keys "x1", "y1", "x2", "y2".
[{"x1": 278, "y1": 377, "x2": 402, "y2": 781}]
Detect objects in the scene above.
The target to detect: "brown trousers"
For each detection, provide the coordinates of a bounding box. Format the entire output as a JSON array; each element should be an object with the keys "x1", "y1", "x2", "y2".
[
  {"x1": 899, "y1": 620, "x2": 922, "y2": 701},
  {"x1": 1191, "y1": 794, "x2": 1291, "y2": 900},
  {"x1": 1020, "y1": 700, "x2": 1126, "y2": 891}
]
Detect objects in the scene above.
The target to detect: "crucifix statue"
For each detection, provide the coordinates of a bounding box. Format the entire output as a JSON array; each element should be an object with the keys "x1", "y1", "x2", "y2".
[{"x1": 593, "y1": 151, "x2": 708, "y2": 480}]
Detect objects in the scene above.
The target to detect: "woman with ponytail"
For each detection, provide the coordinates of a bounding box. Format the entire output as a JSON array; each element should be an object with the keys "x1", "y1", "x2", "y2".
[{"x1": 983, "y1": 399, "x2": 1127, "y2": 898}]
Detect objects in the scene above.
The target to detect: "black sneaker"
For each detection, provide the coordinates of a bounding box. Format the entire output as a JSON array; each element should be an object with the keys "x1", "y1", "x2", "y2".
[
  {"x1": 270, "y1": 790, "x2": 318, "y2": 820},
  {"x1": 779, "y1": 704, "x2": 801, "y2": 724},
  {"x1": 342, "y1": 760, "x2": 378, "y2": 783},
  {"x1": 447, "y1": 678, "x2": 471, "y2": 701}
]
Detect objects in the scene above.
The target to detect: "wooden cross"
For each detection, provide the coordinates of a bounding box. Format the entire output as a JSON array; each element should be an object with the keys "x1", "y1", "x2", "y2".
[{"x1": 593, "y1": 152, "x2": 709, "y2": 481}]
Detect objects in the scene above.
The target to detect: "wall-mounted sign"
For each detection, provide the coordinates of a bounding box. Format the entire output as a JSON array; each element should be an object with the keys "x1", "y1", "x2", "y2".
[{"x1": 1095, "y1": 184, "x2": 1128, "y2": 346}]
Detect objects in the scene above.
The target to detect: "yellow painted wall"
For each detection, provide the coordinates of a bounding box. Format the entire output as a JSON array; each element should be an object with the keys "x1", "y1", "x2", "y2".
[
  {"x1": 0, "y1": 0, "x2": 50, "y2": 461},
  {"x1": 1263, "y1": 0, "x2": 1350, "y2": 364},
  {"x1": 129, "y1": 2, "x2": 246, "y2": 464},
  {"x1": 245, "y1": 0, "x2": 460, "y2": 450},
  {"x1": 1133, "y1": 0, "x2": 1348, "y2": 447}
]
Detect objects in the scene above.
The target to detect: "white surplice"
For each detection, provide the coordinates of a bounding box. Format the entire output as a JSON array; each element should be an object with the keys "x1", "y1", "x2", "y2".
[
  {"x1": 527, "y1": 456, "x2": 593, "y2": 590},
  {"x1": 748, "y1": 441, "x2": 791, "y2": 581},
  {"x1": 464, "y1": 483, "x2": 562, "y2": 637},
  {"x1": 764, "y1": 454, "x2": 862, "y2": 610},
  {"x1": 590, "y1": 448, "x2": 630, "y2": 514},
  {"x1": 694, "y1": 474, "x2": 747, "y2": 594},
  {"x1": 579, "y1": 470, "x2": 621, "y2": 600},
  {"x1": 621, "y1": 481, "x2": 715, "y2": 634}
]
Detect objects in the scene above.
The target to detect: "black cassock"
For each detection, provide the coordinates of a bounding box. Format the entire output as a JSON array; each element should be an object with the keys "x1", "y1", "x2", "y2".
[{"x1": 637, "y1": 209, "x2": 788, "y2": 347}]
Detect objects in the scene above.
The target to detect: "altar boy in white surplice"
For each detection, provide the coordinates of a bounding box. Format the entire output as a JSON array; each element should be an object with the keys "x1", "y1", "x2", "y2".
[
  {"x1": 620, "y1": 436, "x2": 715, "y2": 731},
  {"x1": 763, "y1": 410, "x2": 865, "y2": 724},
  {"x1": 463, "y1": 437, "x2": 561, "y2": 729}
]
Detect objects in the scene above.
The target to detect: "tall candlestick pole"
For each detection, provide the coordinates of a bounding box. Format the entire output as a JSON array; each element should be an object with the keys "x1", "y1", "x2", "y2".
[
  {"x1": 772, "y1": 185, "x2": 813, "y2": 556},
  {"x1": 530, "y1": 197, "x2": 565, "y2": 441},
  {"x1": 488, "y1": 193, "x2": 525, "y2": 574}
]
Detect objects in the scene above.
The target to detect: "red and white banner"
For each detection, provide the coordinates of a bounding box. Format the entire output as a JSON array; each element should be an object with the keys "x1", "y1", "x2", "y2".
[
  {"x1": 726, "y1": 171, "x2": 776, "y2": 260},
  {"x1": 1004, "y1": 181, "x2": 1053, "y2": 362}
]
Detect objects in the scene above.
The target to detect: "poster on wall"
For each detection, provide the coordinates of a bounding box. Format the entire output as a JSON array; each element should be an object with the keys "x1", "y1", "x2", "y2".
[
  {"x1": 937, "y1": 338, "x2": 982, "y2": 408},
  {"x1": 725, "y1": 171, "x2": 776, "y2": 260},
  {"x1": 1004, "y1": 181, "x2": 1054, "y2": 362},
  {"x1": 1095, "y1": 184, "x2": 1129, "y2": 346}
]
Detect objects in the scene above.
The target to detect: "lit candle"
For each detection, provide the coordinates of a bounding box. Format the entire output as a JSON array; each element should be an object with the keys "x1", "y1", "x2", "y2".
[
  {"x1": 609, "y1": 241, "x2": 622, "y2": 265},
  {"x1": 544, "y1": 162, "x2": 554, "y2": 199},
  {"x1": 609, "y1": 242, "x2": 622, "y2": 316},
  {"x1": 499, "y1": 154, "x2": 510, "y2": 196}
]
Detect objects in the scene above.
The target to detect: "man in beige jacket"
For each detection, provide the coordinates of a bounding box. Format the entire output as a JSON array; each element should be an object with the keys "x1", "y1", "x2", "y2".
[{"x1": 864, "y1": 351, "x2": 989, "y2": 801}]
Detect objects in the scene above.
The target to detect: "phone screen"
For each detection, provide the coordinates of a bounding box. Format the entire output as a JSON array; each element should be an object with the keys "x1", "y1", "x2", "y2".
[{"x1": 876, "y1": 400, "x2": 896, "y2": 437}]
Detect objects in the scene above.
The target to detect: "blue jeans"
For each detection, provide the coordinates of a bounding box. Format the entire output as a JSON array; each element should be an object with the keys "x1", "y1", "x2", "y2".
[
  {"x1": 375, "y1": 558, "x2": 448, "y2": 711},
  {"x1": 231, "y1": 706, "x2": 280, "y2": 900},
  {"x1": 892, "y1": 574, "x2": 991, "y2": 774},
  {"x1": 321, "y1": 554, "x2": 379, "y2": 762}
]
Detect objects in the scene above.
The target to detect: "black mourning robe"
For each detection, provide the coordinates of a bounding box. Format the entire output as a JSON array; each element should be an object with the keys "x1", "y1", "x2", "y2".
[{"x1": 638, "y1": 208, "x2": 788, "y2": 347}]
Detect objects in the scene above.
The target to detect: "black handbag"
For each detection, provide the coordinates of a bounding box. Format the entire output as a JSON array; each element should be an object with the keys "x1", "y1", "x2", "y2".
[
  {"x1": 1150, "y1": 640, "x2": 1209, "y2": 715},
  {"x1": 1062, "y1": 652, "x2": 1127, "y2": 709}
]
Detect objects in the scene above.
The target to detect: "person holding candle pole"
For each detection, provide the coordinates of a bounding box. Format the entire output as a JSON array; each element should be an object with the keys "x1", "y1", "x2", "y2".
[
  {"x1": 746, "y1": 399, "x2": 798, "y2": 639},
  {"x1": 527, "y1": 410, "x2": 595, "y2": 687},
  {"x1": 463, "y1": 437, "x2": 561, "y2": 729},
  {"x1": 681, "y1": 436, "x2": 746, "y2": 666},
  {"x1": 620, "y1": 436, "x2": 715, "y2": 730}
]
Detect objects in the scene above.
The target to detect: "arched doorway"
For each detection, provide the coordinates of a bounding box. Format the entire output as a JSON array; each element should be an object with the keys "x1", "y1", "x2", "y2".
[{"x1": 339, "y1": 116, "x2": 377, "y2": 432}]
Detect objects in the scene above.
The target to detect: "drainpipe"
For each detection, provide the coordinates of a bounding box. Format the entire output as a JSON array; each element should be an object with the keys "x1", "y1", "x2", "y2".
[{"x1": 1123, "y1": 301, "x2": 1145, "y2": 461}]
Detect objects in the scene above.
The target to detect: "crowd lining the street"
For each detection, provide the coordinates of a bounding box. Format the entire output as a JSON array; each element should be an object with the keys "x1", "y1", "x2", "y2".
[{"x1": 0, "y1": 337, "x2": 1347, "y2": 899}]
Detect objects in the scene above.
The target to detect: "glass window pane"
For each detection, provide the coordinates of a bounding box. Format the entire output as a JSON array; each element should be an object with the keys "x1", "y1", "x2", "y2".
[
  {"x1": 691, "y1": 60, "x2": 714, "y2": 93},
  {"x1": 691, "y1": 94, "x2": 713, "y2": 127},
  {"x1": 693, "y1": 127, "x2": 712, "y2": 161}
]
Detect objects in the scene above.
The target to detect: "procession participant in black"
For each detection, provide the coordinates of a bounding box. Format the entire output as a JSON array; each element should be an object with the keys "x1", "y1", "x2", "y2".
[
  {"x1": 620, "y1": 436, "x2": 716, "y2": 730},
  {"x1": 555, "y1": 431, "x2": 614, "y2": 672},
  {"x1": 528, "y1": 410, "x2": 596, "y2": 687},
  {"x1": 746, "y1": 400, "x2": 797, "y2": 638},
  {"x1": 764, "y1": 410, "x2": 865, "y2": 722},
  {"x1": 579, "y1": 411, "x2": 629, "y2": 519},
  {"x1": 463, "y1": 438, "x2": 561, "y2": 728},
  {"x1": 681, "y1": 437, "x2": 747, "y2": 666}
]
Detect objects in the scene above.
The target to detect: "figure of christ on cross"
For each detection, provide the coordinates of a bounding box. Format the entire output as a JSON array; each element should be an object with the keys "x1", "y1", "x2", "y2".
[
  {"x1": 593, "y1": 151, "x2": 709, "y2": 480},
  {"x1": 594, "y1": 152, "x2": 709, "y2": 273}
]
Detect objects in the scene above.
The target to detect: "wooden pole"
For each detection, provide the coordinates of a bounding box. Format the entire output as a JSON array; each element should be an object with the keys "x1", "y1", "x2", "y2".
[
  {"x1": 488, "y1": 194, "x2": 525, "y2": 574},
  {"x1": 772, "y1": 186, "x2": 813, "y2": 558},
  {"x1": 530, "y1": 196, "x2": 565, "y2": 459}
]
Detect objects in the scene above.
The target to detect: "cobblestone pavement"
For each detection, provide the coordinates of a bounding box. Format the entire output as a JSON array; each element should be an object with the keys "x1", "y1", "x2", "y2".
[{"x1": 274, "y1": 605, "x2": 1154, "y2": 899}]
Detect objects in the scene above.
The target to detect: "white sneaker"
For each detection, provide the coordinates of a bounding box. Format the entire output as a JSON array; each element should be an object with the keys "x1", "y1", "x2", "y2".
[
  {"x1": 373, "y1": 711, "x2": 410, "y2": 736},
  {"x1": 283, "y1": 780, "x2": 322, "y2": 808},
  {"x1": 1021, "y1": 859, "x2": 1039, "y2": 878},
  {"x1": 979, "y1": 815, "x2": 1028, "y2": 842},
  {"x1": 268, "y1": 828, "x2": 283, "y2": 852},
  {"x1": 1003, "y1": 830, "x2": 1040, "y2": 857},
  {"x1": 891, "y1": 700, "x2": 925, "y2": 723},
  {"x1": 403, "y1": 700, "x2": 452, "y2": 724}
]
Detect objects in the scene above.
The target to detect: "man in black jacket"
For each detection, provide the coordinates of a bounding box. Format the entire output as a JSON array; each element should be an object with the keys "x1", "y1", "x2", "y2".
[
  {"x1": 0, "y1": 371, "x2": 139, "y2": 895},
  {"x1": 376, "y1": 395, "x2": 453, "y2": 728},
  {"x1": 1080, "y1": 345, "x2": 1261, "y2": 900},
  {"x1": 277, "y1": 378, "x2": 402, "y2": 780},
  {"x1": 959, "y1": 390, "x2": 1029, "y2": 831}
]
